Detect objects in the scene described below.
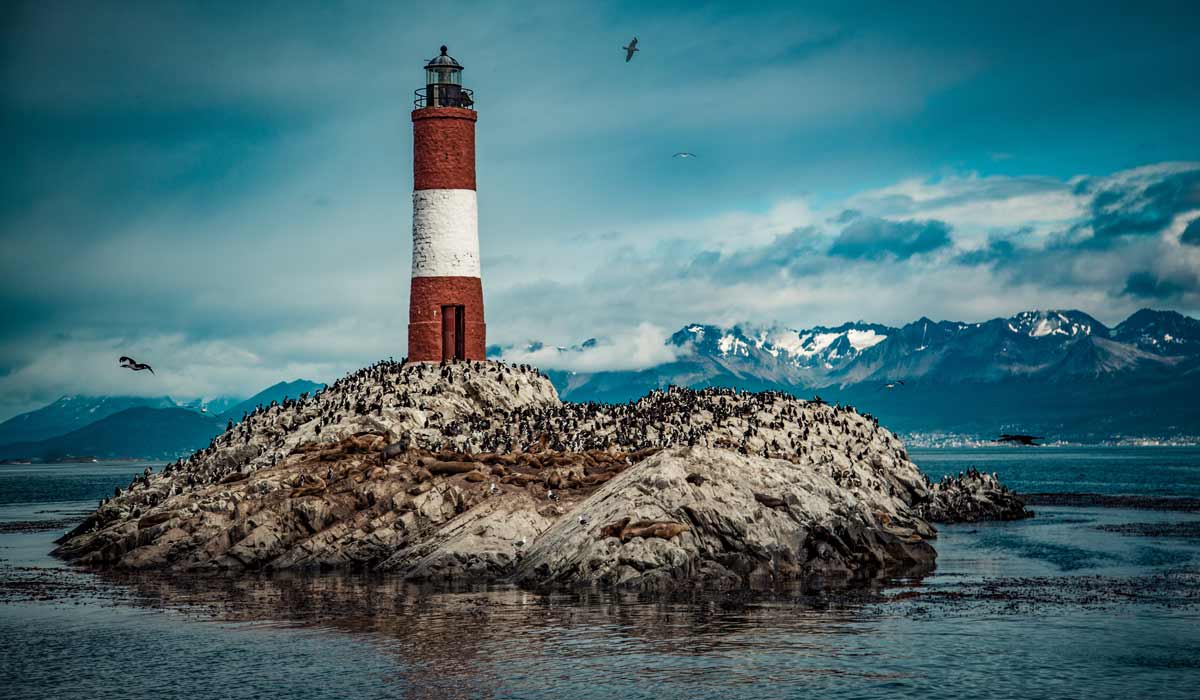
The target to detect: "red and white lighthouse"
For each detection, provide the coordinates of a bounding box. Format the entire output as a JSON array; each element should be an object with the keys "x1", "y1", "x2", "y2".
[{"x1": 408, "y1": 46, "x2": 485, "y2": 362}]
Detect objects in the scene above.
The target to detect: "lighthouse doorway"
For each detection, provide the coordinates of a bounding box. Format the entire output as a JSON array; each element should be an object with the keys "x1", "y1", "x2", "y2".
[{"x1": 441, "y1": 305, "x2": 466, "y2": 361}]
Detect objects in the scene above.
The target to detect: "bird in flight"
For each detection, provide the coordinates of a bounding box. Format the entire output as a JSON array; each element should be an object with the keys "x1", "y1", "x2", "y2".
[
  {"x1": 997, "y1": 434, "x2": 1044, "y2": 446},
  {"x1": 673, "y1": 152, "x2": 697, "y2": 159},
  {"x1": 878, "y1": 380, "x2": 905, "y2": 391},
  {"x1": 623, "y1": 36, "x2": 639, "y2": 62},
  {"x1": 118, "y1": 356, "x2": 154, "y2": 374}
]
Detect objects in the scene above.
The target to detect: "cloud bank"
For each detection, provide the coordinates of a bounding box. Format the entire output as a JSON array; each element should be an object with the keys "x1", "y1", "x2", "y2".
[{"x1": 2, "y1": 2, "x2": 1199, "y2": 420}]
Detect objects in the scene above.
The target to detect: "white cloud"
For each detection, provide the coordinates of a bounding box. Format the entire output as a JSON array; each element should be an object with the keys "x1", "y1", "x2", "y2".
[
  {"x1": 496, "y1": 323, "x2": 690, "y2": 373},
  {"x1": 848, "y1": 172, "x2": 1085, "y2": 240}
]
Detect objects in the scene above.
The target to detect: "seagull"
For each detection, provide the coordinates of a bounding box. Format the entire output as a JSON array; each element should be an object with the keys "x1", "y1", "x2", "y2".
[
  {"x1": 119, "y1": 356, "x2": 154, "y2": 374},
  {"x1": 578, "y1": 515, "x2": 590, "y2": 526},
  {"x1": 547, "y1": 490, "x2": 559, "y2": 502},
  {"x1": 489, "y1": 483, "x2": 499, "y2": 495},
  {"x1": 673, "y1": 152, "x2": 697, "y2": 159},
  {"x1": 877, "y1": 380, "x2": 905, "y2": 391},
  {"x1": 997, "y1": 434, "x2": 1044, "y2": 446},
  {"x1": 623, "y1": 36, "x2": 639, "y2": 62}
]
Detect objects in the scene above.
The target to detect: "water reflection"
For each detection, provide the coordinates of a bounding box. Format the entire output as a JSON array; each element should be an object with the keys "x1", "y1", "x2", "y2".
[
  {"x1": 5, "y1": 473, "x2": 1200, "y2": 699},
  {"x1": 62, "y1": 569, "x2": 905, "y2": 699}
]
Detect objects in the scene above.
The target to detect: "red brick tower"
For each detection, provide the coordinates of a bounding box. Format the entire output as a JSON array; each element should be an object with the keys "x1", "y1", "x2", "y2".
[{"x1": 408, "y1": 46, "x2": 485, "y2": 362}]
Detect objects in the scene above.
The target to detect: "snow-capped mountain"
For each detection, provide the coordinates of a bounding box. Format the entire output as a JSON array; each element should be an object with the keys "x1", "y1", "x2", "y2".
[
  {"x1": 1111, "y1": 309, "x2": 1200, "y2": 356},
  {"x1": 525, "y1": 308, "x2": 1200, "y2": 439},
  {"x1": 0, "y1": 395, "x2": 178, "y2": 445},
  {"x1": 673, "y1": 321, "x2": 891, "y2": 372},
  {"x1": 176, "y1": 396, "x2": 243, "y2": 416}
]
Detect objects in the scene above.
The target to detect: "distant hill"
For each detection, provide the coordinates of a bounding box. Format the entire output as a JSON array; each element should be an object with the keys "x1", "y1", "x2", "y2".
[
  {"x1": 176, "y1": 395, "x2": 243, "y2": 416},
  {"x1": 0, "y1": 407, "x2": 223, "y2": 462},
  {"x1": 0, "y1": 378, "x2": 324, "y2": 462},
  {"x1": 220, "y1": 380, "x2": 325, "y2": 421},
  {"x1": 500, "y1": 308, "x2": 1200, "y2": 440},
  {"x1": 0, "y1": 395, "x2": 177, "y2": 445}
]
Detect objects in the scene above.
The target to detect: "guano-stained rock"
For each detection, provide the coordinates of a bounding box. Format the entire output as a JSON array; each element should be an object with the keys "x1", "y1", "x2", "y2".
[{"x1": 53, "y1": 359, "x2": 1024, "y2": 591}]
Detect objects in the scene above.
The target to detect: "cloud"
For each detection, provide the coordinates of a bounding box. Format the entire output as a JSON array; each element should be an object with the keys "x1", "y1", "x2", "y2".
[
  {"x1": 846, "y1": 173, "x2": 1085, "y2": 246},
  {"x1": 495, "y1": 323, "x2": 688, "y2": 373},
  {"x1": 1178, "y1": 217, "x2": 1200, "y2": 246},
  {"x1": 3, "y1": 3, "x2": 1200, "y2": 419},
  {"x1": 1123, "y1": 271, "x2": 1190, "y2": 300},
  {"x1": 1074, "y1": 163, "x2": 1200, "y2": 245},
  {"x1": 684, "y1": 227, "x2": 826, "y2": 282},
  {"x1": 829, "y1": 217, "x2": 952, "y2": 260}
]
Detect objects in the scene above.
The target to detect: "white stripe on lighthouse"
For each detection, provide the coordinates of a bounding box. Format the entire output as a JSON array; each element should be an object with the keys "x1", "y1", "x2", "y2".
[{"x1": 411, "y1": 189, "x2": 480, "y2": 278}]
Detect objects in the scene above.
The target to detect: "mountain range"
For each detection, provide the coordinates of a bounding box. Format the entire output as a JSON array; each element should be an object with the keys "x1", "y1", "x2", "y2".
[
  {"x1": 0, "y1": 379, "x2": 324, "y2": 462},
  {"x1": 3, "y1": 308, "x2": 1196, "y2": 459},
  {"x1": 511, "y1": 308, "x2": 1200, "y2": 440}
]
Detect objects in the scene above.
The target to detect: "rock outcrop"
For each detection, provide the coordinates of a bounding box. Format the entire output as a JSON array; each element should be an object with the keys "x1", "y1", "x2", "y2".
[
  {"x1": 54, "y1": 359, "x2": 1024, "y2": 591},
  {"x1": 918, "y1": 469, "x2": 1032, "y2": 523},
  {"x1": 511, "y1": 447, "x2": 935, "y2": 590}
]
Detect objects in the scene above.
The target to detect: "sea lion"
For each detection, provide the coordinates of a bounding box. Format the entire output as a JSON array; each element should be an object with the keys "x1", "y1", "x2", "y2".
[
  {"x1": 292, "y1": 475, "x2": 327, "y2": 497},
  {"x1": 379, "y1": 437, "x2": 410, "y2": 465},
  {"x1": 423, "y1": 460, "x2": 480, "y2": 475},
  {"x1": 600, "y1": 517, "x2": 689, "y2": 542},
  {"x1": 137, "y1": 512, "x2": 173, "y2": 530}
]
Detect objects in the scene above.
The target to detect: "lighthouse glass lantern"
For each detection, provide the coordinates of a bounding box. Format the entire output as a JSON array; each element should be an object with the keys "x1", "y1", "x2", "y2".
[{"x1": 419, "y1": 46, "x2": 473, "y2": 109}]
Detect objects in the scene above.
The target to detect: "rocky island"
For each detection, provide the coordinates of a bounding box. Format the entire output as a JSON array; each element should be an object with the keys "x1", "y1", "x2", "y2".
[{"x1": 55, "y1": 360, "x2": 1028, "y2": 591}]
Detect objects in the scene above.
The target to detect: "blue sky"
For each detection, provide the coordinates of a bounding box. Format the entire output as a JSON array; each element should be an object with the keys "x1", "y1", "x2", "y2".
[{"x1": 2, "y1": 0, "x2": 1199, "y2": 418}]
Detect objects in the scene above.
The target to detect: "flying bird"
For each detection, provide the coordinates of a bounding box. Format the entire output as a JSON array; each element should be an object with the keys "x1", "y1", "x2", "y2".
[
  {"x1": 997, "y1": 434, "x2": 1044, "y2": 446},
  {"x1": 623, "y1": 36, "x2": 639, "y2": 62},
  {"x1": 877, "y1": 380, "x2": 905, "y2": 391},
  {"x1": 118, "y1": 356, "x2": 154, "y2": 374},
  {"x1": 673, "y1": 152, "x2": 697, "y2": 159}
]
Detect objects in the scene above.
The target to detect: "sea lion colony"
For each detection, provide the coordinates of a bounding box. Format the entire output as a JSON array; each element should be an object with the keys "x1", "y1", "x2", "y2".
[{"x1": 55, "y1": 360, "x2": 1027, "y2": 589}]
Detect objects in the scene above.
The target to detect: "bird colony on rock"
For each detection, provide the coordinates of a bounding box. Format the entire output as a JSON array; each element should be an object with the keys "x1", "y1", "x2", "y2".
[{"x1": 56, "y1": 360, "x2": 1027, "y2": 590}]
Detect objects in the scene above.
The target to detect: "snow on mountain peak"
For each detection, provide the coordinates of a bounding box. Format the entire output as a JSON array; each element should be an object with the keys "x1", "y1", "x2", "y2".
[
  {"x1": 846, "y1": 329, "x2": 888, "y2": 351},
  {"x1": 1010, "y1": 310, "x2": 1095, "y2": 339},
  {"x1": 716, "y1": 333, "x2": 750, "y2": 357}
]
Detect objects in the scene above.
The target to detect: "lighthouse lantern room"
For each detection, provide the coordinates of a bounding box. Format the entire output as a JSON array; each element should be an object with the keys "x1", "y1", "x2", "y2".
[
  {"x1": 407, "y1": 45, "x2": 485, "y2": 362},
  {"x1": 417, "y1": 46, "x2": 474, "y2": 109}
]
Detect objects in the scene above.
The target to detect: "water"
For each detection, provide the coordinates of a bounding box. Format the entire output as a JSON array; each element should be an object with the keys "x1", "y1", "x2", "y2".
[
  {"x1": 912, "y1": 446, "x2": 1200, "y2": 498},
  {"x1": 2, "y1": 453, "x2": 1199, "y2": 699}
]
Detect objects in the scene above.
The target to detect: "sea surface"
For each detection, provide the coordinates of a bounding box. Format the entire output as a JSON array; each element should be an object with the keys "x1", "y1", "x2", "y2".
[{"x1": 2, "y1": 448, "x2": 1200, "y2": 699}]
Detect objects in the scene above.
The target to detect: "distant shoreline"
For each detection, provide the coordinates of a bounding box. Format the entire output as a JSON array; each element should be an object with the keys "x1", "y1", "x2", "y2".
[
  {"x1": 0, "y1": 457, "x2": 151, "y2": 466},
  {"x1": 1021, "y1": 492, "x2": 1200, "y2": 512}
]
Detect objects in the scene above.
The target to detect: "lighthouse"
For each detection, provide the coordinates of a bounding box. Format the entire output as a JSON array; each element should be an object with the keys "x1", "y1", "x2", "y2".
[{"x1": 408, "y1": 46, "x2": 485, "y2": 362}]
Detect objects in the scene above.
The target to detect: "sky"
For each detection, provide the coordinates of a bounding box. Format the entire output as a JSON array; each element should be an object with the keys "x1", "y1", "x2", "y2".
[{"x1": 2, "y1": 0, "x2": 1200, "y2": 419}]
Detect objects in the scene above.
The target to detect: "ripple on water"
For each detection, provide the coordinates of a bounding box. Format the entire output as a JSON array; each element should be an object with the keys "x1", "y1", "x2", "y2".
[{"x1": 4, "y1": 459, "x2": 1200, "y2": 699}]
